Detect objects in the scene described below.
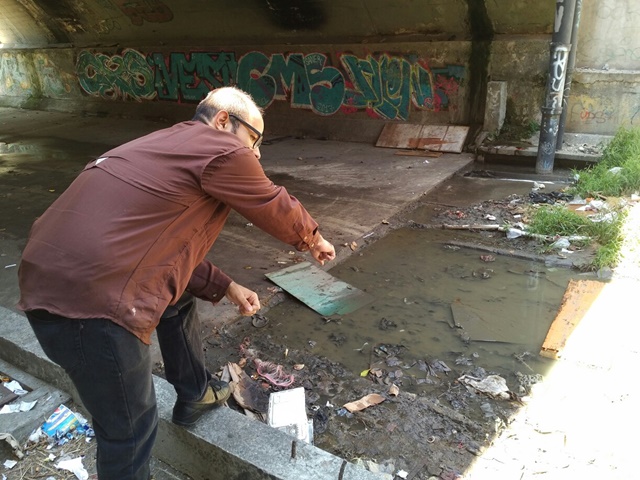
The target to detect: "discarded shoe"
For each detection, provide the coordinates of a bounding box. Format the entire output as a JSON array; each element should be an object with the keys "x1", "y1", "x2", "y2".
[{"x1": 172, "y1": 379, "x2": 231, "y2": 427}]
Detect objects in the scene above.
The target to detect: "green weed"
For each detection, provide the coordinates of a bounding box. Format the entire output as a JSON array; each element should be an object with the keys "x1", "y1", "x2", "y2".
[{"x1": 570, "y1": 127, "x2": 640, "y2": 198}]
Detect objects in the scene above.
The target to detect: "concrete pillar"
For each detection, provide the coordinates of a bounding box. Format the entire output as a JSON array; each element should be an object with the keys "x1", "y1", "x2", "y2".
[{"x1": 483, "y1": 81, "x2": 508, "y2": 133}]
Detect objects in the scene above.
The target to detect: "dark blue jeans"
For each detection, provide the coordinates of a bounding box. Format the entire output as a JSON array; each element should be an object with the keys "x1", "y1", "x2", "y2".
[{"x1": 26, "y1": 294, "x2": 209, "y2": 480}]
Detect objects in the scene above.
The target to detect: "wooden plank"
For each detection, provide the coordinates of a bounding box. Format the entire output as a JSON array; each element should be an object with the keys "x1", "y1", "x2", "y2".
[
  {"x1": 376, "y1": 123, "x2": 423, "y2": 149},
  {"x1": 393, "y1": 150, "x2": 443, "y2": 158},
  {"x1": 539, "y1": 279, "x2": 606, "y2": 359},
  {"x1": 376, "y1": 123, "x2": 469, "y2": 153},
  {"x1": 265, "y1": 261, "x2": 373, "y2": 316}
]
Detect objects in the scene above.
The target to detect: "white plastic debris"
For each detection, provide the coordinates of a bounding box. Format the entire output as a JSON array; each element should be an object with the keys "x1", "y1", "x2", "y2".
[
  {"x1": 608, "y1": 166, "x2": 623, "y2": 175},
  {"x1": 396, "y1": 469, "x2": 409, "y2": 479},
  {"x1": 2, "y1": 380, "x2": 27, "y2": 395},
  {"x1": 532, "y1": 181, "x2": 546, "y2": 190},
  {"x1": 506, "y1": 228, "x2": 525, "y2": 239},
  {"x1": 3, "y1": 459, "x2": 17, "y2": 469},
  {"x1": 458, "y1": 374, "x2": 513, "y2": 400},
  {"x1": 267, "y1": 387, "x2": 313, "y2": 444},
  {"x1": 483, "y1": 214, "x2": 496, "y2": 221},
  {"x1": 550, "y1": 238, "x2": 570, "y2": 250},
  {"x1": 56, "y1": 457, "x2": 89, "y2": 480},
  {"x1": 0, "y1": 400, "x2": 37, "y2": 414}
]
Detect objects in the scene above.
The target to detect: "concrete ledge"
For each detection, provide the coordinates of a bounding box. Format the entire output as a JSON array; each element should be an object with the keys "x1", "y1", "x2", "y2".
[
  {"x1": 0, "y1": 358, "x2": 71, "y2": 444},
  {"x1": 0, "y1": 307, "x2": 388, "y2": 479}
]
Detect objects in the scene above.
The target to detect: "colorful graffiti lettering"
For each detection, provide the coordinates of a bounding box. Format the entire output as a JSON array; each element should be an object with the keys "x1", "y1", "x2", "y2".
[
  {"x1": 237, "y1": 52, "x2": 345, "y2": 115},
  {"x1": 111, "y1": 0, "x2": 173, "y2": 26},
  {"x1": 148, "y1": 52, "x2": 237, "y2": 102},
  {"x1": 75, "y1": 49, "x2": 463, "y2": 119},
  {"x1": 76, "y1": 49, "x2": 156, "y2": 101},
  {"x1": 339, "y1": 54, "x2": 464, "y2": 119}
]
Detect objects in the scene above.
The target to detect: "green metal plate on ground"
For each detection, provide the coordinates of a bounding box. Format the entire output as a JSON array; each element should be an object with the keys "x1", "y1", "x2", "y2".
[{"x1": 265, "y1": 262, "x2": 373, "y2": 316}]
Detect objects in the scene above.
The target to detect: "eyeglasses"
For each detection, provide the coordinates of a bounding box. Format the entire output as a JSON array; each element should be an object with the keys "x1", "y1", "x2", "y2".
[{"x1": 228, "y1": 113, "x2": 263, "y2": 149}]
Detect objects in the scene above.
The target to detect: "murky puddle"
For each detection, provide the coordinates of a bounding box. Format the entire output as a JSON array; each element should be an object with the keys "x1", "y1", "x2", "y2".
[{"x1": 257, "y1": 226, "x2": 581, "y2": 389}]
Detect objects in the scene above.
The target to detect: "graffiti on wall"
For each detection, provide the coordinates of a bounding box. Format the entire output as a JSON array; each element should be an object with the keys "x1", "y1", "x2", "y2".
[
  {"x1": 0, "y1": 53, "x2": 37, "y2": 97},
  {"x1": 34, "y1": 54, "x2": 74, "y2": 98},
  {"x1": 76, "y1": 49, "x2": 464, "y2": 120},
  {"x1": 569, "y1": 95, "x2": 640, "y2": 129},
  {"x1": 76, "y1": 49, "x2": 156, "y2": 101}
]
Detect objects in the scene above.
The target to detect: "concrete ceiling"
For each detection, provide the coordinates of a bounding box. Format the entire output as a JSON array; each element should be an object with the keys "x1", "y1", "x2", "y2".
[{"x1": 0, "y1": 0, "x2": 553, "y2": 49}]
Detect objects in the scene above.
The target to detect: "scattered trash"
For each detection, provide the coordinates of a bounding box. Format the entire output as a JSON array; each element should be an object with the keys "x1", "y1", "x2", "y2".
[
  {"x1": 388, "y1": 384, "x2": 400, "y2": 396},
  {"x1": 254, "y1": 358, "x2": 295, "y2": 387},
  {"x1": 396, "y1": 470, "x2": 409, "y2": 479},
  {"x1": 343, "y1": 393, "x2": 385, "y2": 413},
  {"x1": 3, "y1": 459, "x2": 17, "y2": 469},
  {"x1": 608, "y1": 166, "x2": 623, "y2": 175},
  {"x1": 458, "y1": 374, "x2": 517, "y2": 401},
  {"x1": 55, "y1": 456, "x2": 89, "y2": 480},
  {"x1": 226, "y1": 362, "x2": 269, "y2": 415},
  {"x1": 251, "y1": 313, "x2": 269, "y2": 328},
  {"x1": 3, "y1": 380, "x2": 27, "y2": 395},
  {"x1": 42, "y1": 404, "x2": 81, "y2": 437},
  {"x1": 0, "y1": 433, "x2": 23, "y2": 459},
  {"x1": 549, "y1": 237, "x2": 570, "y2": 250},
  {"x1": 0, "y1": 400, "x2": 37, "y2": 414},
  {"x1": 267, "y1": 387, "x2": 313, "y2": 444}
]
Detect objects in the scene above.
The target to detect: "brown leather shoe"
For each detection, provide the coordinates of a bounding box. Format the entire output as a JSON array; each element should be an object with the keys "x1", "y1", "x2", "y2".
[{"x1": 172, "y1": 379, "x2": 231, "y2": 427}]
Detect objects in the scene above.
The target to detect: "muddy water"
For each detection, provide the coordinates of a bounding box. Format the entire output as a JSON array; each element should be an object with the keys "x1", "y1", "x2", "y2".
[{"x1": 260, "y1": 226, "x2": 582, "y2": 389}]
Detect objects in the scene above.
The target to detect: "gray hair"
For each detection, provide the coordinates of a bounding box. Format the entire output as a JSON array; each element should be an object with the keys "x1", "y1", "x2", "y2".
[{"x1": 192, "y1": 86, "x2": 263, "y2": 125}]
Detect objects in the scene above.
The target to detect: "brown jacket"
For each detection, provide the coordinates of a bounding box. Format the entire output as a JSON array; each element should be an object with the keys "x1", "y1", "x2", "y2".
[{"x1": 18, "y1": 121, "x2": 321, "y2": 343}]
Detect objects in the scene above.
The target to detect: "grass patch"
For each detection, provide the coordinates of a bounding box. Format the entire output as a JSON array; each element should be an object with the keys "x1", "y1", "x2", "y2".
[
  {"x1": 570, "y1": 127, "x2": 640, "y2": 198},
  {"x1": 527, "y1": 204, "x2": 627, "y2": 270},
  {"x1": 525, "y1": 127, "x2": 640, "y2": 270}
]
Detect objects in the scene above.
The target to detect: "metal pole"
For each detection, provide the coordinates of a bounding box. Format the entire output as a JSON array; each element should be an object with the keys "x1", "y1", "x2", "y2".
[
  {"x1": 556, "y1": 0, "x2": 583, "y2": 150},
  {"x1": 536, "y1": 0, "x2": 577, "y2": 174}
]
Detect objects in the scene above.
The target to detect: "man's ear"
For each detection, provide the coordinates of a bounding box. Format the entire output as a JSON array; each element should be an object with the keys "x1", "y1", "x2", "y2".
[{"x1": 212, "y1": 111, "x2": 230, "y2": 131}]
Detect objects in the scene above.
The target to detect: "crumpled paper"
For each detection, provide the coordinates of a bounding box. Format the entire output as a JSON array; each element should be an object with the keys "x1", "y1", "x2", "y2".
[{"x1": 55, "y1": 457, "x2": 89, "y2": 480}]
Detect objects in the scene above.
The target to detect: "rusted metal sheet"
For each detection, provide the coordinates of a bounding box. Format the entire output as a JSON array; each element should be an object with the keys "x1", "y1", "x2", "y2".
[
  {"x1": 265, "y1": 261, "x2": 372, "y2": 316},
  {"x1": 539, "y1": 279, "x2": 606, "y2": 359},
  {"x1": 376, "y1": 123, "x2": 469, "y2": 153}
]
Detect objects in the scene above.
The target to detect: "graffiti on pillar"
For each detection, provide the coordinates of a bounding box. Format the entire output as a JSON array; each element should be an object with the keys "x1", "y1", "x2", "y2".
[
  {"x1": 111, "y1": 0, "x2": 173, "y2": 26},
  {"x1": 548, "y1": 45, "x2": 569, "y2": 109},
  {"x1": 148, "y1": 52, "x2": 238, "y2": 102},
  {"x1": 76, "y1": 49, "x2": 156, "y2": 101},
  {"x1": 75, "y1": 49, "x2": 463, "y2": 119}
]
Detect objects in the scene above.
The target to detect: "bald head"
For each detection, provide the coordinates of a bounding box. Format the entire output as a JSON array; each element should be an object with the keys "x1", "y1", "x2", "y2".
[{"x1": 192, "y1": 86, "x2": 263, "y2": 126}]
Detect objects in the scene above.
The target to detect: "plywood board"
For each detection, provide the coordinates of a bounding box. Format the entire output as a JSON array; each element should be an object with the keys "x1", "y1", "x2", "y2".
[
  {"x1": 265, "y1": 262, "x2": 373, "y2": 316},
  {"x1": 375, "y1": 123, "x2": 423, "y2": 149},
  {"x1": 376, "y1": 123, "x2": 469, "y2": 153},
  {"x1": 540, "y1": 279, "x2": 605, "y2": 359}
]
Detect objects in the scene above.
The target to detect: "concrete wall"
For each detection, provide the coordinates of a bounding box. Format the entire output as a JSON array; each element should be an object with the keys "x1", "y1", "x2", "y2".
[
  {"x1": 0, "y1": 0, "x2": 637, "y2": 140},
  {"x1": 563, "y1": 0, "x2": 640, "y2": 134}
]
